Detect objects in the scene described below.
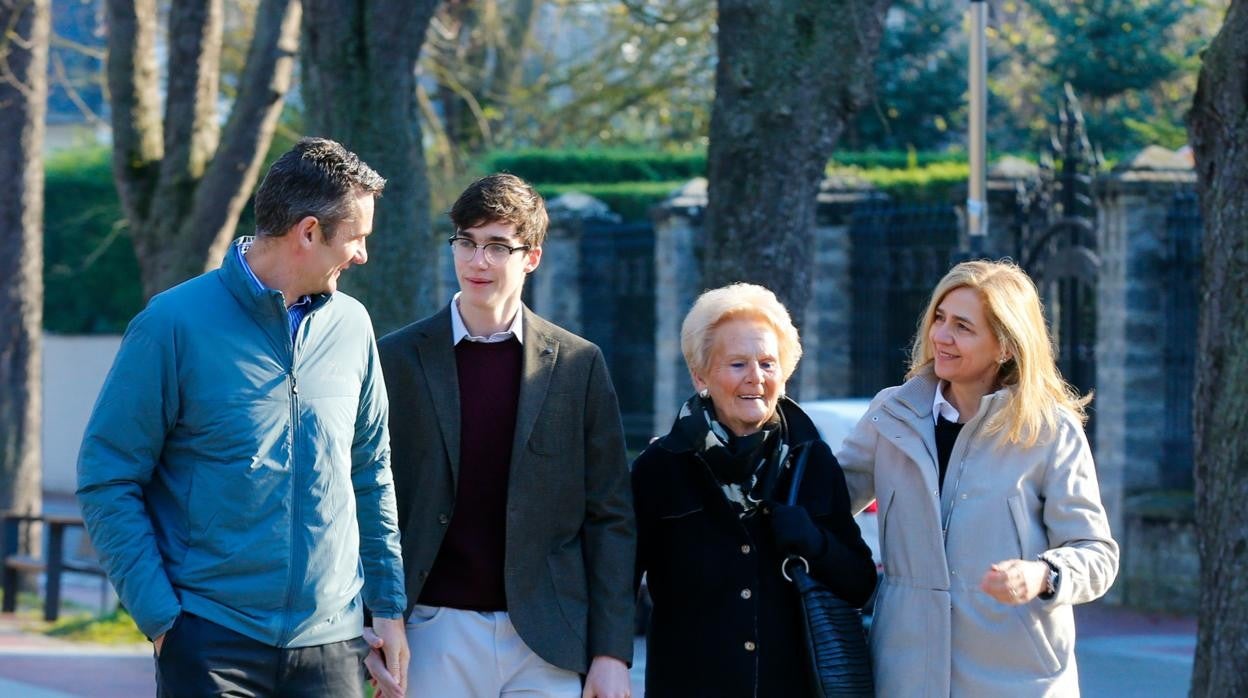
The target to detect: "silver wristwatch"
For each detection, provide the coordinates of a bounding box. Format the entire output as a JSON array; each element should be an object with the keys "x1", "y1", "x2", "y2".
[{"x1": 1037, "y1": 556, "x2": 1060, "y2": 600}]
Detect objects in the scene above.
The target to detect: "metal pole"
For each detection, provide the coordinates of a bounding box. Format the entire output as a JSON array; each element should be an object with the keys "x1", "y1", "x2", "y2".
[{"x1": 967, "y1": 0, "x2": 988, "y2": 256}]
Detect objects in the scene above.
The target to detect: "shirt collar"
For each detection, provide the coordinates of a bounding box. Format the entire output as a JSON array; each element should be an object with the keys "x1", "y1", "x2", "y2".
[
  {"x1": 932, "y1": 381, "x2": 961, "y2": 425},
  {"x1": 450, "y1": 292, "x2": 524, "y2": 345},
  {"x1": 236, "y1": 237, "x2": 314, "y2": 308}
]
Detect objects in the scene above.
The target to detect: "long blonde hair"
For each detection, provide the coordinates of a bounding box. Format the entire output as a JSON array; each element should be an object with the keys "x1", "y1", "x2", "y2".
[{"x1": 906, "y1": 260, "x2": 1090, "y2": 446}]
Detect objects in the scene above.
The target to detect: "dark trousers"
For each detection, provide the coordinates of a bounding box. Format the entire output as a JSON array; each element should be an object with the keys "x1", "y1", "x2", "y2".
[{"x1": 155, "y1": 613, "x2": 369, "y2": 698}]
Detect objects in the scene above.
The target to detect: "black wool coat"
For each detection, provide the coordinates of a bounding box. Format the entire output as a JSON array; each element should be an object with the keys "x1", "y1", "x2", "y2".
[{"x1": 632, "y1": 398, "x2": 878, "y2": 698}]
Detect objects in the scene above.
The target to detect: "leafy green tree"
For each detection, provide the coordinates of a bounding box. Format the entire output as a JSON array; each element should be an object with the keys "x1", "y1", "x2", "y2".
[
  {"x1": 849, "y1": 0, "x2": 966, "y2": 151},
  {"x1": 1030, "y1": 0, "x2": 1187, "y2": 100}
]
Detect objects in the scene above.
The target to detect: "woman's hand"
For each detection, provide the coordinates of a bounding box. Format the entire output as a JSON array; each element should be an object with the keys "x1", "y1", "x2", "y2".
[
  {"x1": 768, "y1": 504, "x2": 826, "y2": 558},
  {"x1": 980, "y1": 559, "x2": 1049, "y2": 605}
]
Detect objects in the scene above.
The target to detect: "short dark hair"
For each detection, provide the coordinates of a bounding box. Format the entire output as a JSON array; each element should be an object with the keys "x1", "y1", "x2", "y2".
[
  {"x1": 449, "y1": 173, "x2": 548, "y2": 247},
  {"x1": 253, "y1": 137, "x2": 385, "y2": 239}
]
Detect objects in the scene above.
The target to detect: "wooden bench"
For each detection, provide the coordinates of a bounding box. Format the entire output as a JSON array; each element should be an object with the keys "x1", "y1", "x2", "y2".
[{"x1": 2, "y1": 512, "x2": 107, "y2": 621}]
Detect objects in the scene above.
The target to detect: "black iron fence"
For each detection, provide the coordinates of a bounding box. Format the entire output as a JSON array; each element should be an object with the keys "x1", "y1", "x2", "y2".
[
  {"x1": 1161, "y1": 191, "x2": 1201, "y2": 489},
  {"x1": 579, "y1": 221, "x2": 657, "y2": 450},
  {"x1": 848, "y1": 201, "x2": 961, "y2": 396}
]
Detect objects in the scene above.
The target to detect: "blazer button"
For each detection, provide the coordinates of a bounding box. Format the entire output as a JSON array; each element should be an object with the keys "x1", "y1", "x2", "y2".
[
  {"x1": 438, "y1": 513, "x2": 449, "y2": 525},
  {"x1": 744, "y1": 641, "x2": 756, "y2": 652},
  {"x1": 740, "y1": 588, "x2": 752, "y2": 600},
  {"x1": 740, "y1": 544, "x2": 751, "y2": 555}
]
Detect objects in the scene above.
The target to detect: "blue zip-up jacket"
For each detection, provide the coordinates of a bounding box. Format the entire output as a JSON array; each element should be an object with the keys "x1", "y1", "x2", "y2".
[{"x1": 77, "y1": 239, "x2": 406, "y2": 646}]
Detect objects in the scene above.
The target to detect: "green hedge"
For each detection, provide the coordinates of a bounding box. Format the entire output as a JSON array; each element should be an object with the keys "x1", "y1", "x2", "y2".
[
  {"x1": 841, "y1": 161, "x2": 971, "y2": 202},
  {"x1": 44, "y1": 147, "x2": 143, "y2": 333},
  {"x1": 536, "y1": 163, "x2": 970, "y2": 221},
  {"x1": 482, "y1": 149, "x2": 706, "y2": 184},
  {"x1": 481, "y1": 148, "x2": 979, "y2": 185}
]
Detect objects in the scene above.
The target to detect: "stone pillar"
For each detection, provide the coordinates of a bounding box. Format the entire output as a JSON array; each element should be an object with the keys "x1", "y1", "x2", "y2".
[
  {"x1": 651, "y1": 179, "x2": 706, "y2": 435},
  {"x1": 1093, "y1": 146, "x2": 1197, "y2": 608},
  {"x1": 529, "y1": 192, "x2": 619, "y2": 335}
]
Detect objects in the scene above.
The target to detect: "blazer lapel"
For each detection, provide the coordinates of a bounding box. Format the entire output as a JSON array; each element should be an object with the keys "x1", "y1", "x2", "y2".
[
  {"x1": 414, "y1": 306, "x2": 462, "y2": 489},
  {"x1": 511, "y1": 307, "x2": 558, "y2": 465}
]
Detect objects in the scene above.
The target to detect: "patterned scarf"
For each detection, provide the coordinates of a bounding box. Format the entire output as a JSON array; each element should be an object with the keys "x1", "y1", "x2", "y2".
[{"x1": 674, "y1": 393, "x2": 790, "y2": 517}]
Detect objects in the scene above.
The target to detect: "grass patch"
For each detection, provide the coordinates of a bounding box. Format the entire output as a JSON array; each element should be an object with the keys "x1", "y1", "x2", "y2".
[{"x1": 46, "y1": 608, "x2": 146, "y2": 644}]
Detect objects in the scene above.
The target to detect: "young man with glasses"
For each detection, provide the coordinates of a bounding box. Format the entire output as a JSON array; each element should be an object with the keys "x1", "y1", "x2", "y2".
[{"x1": 375, "y1": 174, "x2": 635, "y2": 698}]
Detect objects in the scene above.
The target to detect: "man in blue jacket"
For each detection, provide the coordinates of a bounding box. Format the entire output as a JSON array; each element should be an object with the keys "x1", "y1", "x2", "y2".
[{"x1": 77, "y1": 138, "x2": 408, "y2": 696}]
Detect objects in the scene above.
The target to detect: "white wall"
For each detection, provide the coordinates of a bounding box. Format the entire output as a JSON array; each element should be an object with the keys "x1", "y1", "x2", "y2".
[{"x1": 42, "y1": 334, "x2": 121, "y2": 495}]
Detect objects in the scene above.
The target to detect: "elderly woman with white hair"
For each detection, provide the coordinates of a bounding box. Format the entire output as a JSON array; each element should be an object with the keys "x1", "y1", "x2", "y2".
[
  {"x1": 631, "y1": 283, "x2": 877, "y2": 698},
  {"x1": 837, "y1": 260, "x2": 1119, "y2": 696}
]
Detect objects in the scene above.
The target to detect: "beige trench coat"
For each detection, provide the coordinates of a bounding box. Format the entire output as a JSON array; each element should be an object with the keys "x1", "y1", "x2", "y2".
[{"x1": 837, "y1": 373, "x2": 1118, "y2": 697}]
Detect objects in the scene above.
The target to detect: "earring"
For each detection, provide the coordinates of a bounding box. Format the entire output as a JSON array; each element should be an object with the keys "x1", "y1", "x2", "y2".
[
  {"x1": 998, "y1": 356, "x2": 1009, "y2": 364},
  {"x1": 698, "y1": 388, "x2": 709, "y2": 399}
]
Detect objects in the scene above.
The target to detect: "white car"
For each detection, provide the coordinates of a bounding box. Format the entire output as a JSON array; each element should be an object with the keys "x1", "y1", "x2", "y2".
[{"x1": 803, "y1": 399, "x2": 881, "y2": 570}]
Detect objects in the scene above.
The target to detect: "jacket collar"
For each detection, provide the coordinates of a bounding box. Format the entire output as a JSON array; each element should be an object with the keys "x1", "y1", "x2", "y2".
[
  {"x1": 509, "y1": 306, "x2": 559, "y2": 469},
  {"x1": 413, "y1": 305, "x2": 462, "y2": 483},
  {"x1": 411, "y1": 303, "x2": 560, "y2": 491},
  {"x1": 654, "y1": 395, "x2": 821, "y2": 454},
  {"x1": 881, "y1": 370, "x2": 1011, "y2": 427},
  {"x1": 219, "y1": 236, "x2": 331, "y2": 321}
]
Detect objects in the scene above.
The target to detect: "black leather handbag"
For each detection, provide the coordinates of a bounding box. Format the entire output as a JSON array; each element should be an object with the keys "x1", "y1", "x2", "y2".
[{"x1": 781, "y1": 446, "x2": 874, "y2": 698}]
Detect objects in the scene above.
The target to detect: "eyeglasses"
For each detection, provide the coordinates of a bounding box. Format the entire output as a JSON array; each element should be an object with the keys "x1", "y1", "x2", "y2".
[{"x1": 447, "y1": 235, "x2": 531, "y2": 266}]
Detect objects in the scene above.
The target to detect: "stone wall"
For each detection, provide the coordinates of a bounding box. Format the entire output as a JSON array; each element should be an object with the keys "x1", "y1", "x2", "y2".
[
  {"x1": 651, "y1": 180, "x2": 706, "y2": 434},
  {"x1": 1093, "y1": 146, "x2": 1199, "y2": 608}
]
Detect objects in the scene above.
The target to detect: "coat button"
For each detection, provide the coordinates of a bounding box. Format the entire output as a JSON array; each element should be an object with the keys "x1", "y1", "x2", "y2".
[
  {"x1": 438, "y1": 513, "x2": 449, "y2": 525},
  {"x1": 744, "y1": 641, "x2": 756, "y2": 652},
  {"x1": 960, "y1": 493, "x2": 968, "y2": 500},
  {"x1": 740, "y1": 544, "x2": 751, "y2": 554},
  {"x1": 740, "y1": 588, "x2": 752, "y2": 600}
]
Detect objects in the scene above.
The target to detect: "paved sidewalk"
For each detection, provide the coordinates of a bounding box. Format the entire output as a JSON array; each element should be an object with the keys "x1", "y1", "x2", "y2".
[
  {"x1": 0, "y1": 612, "x2": 152, "y2": 697},
  {"x1": 1075, "y1": 600, "x2": 1196, "y2": 697},
  {"x1": 0, "y1": 600, "x2": 1194, "y2": 697}
]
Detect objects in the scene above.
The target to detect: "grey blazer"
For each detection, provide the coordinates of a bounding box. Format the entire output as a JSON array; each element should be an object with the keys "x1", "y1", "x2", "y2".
[{"x1": 377, "y1": 304, "x2": 636, "y2": 673}]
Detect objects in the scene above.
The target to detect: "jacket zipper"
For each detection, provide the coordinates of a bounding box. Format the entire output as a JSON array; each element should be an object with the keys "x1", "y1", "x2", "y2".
[
  {"x1": 278, "y1": 314, "x2": 303, "y2": 644},
  {"x1": 940, "y1": 408, "x2": 991, "y2": 540}
]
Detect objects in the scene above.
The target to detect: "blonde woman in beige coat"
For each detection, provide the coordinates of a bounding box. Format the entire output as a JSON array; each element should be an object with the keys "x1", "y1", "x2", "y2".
[{"x1": 837, "y1": 260, "x2": 1119, "y2": 697}]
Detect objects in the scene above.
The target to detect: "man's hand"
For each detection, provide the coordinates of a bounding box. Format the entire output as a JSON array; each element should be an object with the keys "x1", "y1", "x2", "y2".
[
  {"x1": 153, "y1": 632, "x2": 166, "y2": 657},
  {"x1": 980, "y1": 558, "x2": 1048, "y2": 605},
  {"x1": 363, "y1": 617, "x2": 409, "y2": 698},
  {"x1": 582, "y1": 655, "x2": 630, "y2": 698}
]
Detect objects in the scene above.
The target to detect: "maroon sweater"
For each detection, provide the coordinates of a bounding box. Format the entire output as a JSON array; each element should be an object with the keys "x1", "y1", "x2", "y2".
[{"x1": 417, "y1": 337, "x2": 523, "y2": 611}]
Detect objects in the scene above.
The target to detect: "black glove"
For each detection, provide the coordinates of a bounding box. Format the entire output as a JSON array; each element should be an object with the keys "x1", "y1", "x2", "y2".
[{"x1": 769, "y1": 504, "x2": 826, "y2": 559}]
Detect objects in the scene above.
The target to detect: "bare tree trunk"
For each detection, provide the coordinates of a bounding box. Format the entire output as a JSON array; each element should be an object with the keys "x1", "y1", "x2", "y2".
[
  {"x1": 301, "y1": 0, "x2": 441, "y2": 334},
  {"x1": 0, "y1": 0, "x2": 49, "y2": 567},
  {"x1": 107, "y1": 0, "x2": 300, "y2": 298},
  {"x1": 704, "y1": 0, "x2": 889, "y2": 321},
  {"x1": 1188, "y1": 1, "x2": 1248, "y2": 695}
]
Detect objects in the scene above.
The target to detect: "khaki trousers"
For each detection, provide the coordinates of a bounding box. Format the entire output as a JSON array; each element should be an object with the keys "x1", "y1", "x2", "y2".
[{"x1": 404, "y1": 604, "x2": 581, "y2": 697}]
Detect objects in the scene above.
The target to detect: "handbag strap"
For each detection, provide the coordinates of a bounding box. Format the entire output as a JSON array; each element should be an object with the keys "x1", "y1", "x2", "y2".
[
  {"x1": 781, "y1": 444, "x2": 813, "y2": 582},
  {"x1": 784, "y1": 443, "x2": 812, "y2": 507}
]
